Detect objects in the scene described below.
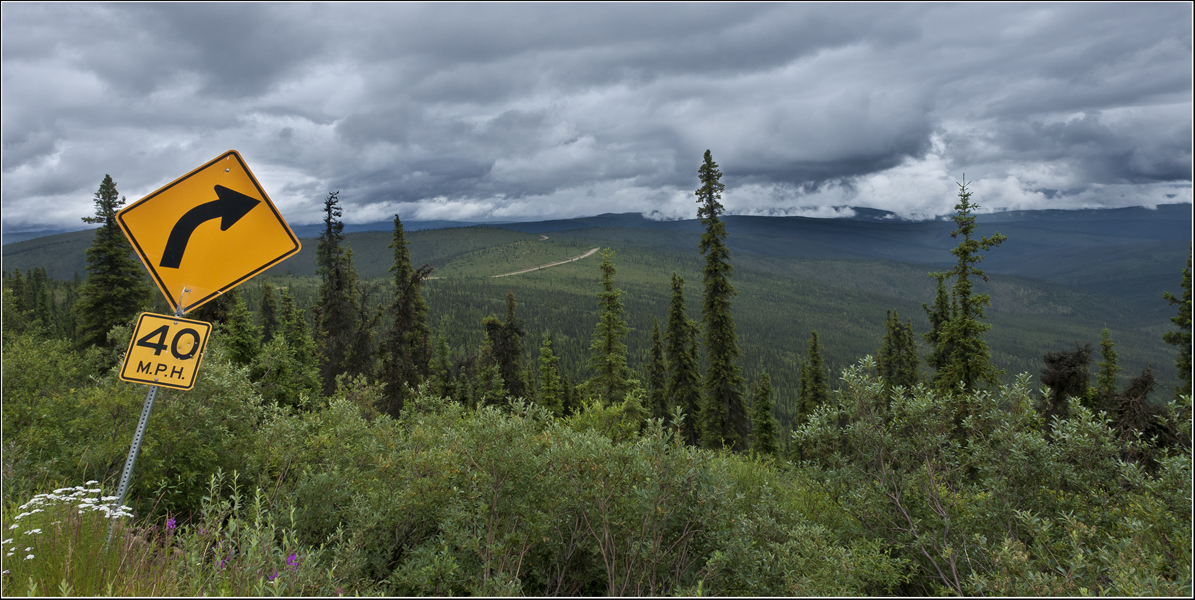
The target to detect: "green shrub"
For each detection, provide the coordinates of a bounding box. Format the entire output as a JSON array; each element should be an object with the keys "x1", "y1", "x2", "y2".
[{"x1": 793, "y1": 356, "x2": 1192, "y2": 596}]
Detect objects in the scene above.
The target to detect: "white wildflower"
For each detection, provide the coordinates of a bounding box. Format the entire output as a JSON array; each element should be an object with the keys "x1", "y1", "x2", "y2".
[
  {"x1": 25, "y1": 547, "x2": 32, "y2": 551},
  {"x1": 25, "y1": 529, "x2": 42, "y2": 535},
  {"x1": 2, "y1": 538, "x2": 11, "y2": 545},
  {"x1": 8, "y1": 524, "x2": 17, "y2": 530},
  {"x1": 25, "y1": 554, "x2": 34, "y2": 560},
  {"x1": 85, "y1": 480, "x2": 99, "y2": 485}
]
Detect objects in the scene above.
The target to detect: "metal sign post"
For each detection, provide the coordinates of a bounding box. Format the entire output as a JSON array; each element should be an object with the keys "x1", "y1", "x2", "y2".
[{"x1": 105, "y1": 305, "x2": 184, "y2": 550}]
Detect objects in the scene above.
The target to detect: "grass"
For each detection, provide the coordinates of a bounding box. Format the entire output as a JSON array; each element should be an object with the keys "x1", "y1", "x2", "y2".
[
  {"x1": 0, "y1": 483, "x2": 172, "y2": 596},
  {"x1": 0, "y1": 473, "x2": 354, "y2": 597}
]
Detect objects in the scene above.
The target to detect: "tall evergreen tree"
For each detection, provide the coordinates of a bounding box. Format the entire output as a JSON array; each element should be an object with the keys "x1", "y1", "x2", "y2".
[
  {"x1": 313, "y1": 191, "x2": 370, "y2": 395},
  {"x1": 647, "y1": 319, "x2": 668, "y2": 420},
  {"x1": 878, "y1": 309, "x2": 919, "y2": 391},
  {"x1": 259, "y1": 281, "x2": 280, "y2": 345},
  {"x1": 695, "y1": 150, "x2": 748, "y2": 451},
  {"x1": 922, "y1": 273, "x2": 953, "y2": 375},
  {"x1": 587, "y1": 249, "x2": 632, "y2": 405},
  {"x1": 252, "y1": 288, "x2": 321, "y2": 408},
  {"x1": 8, "y1": 268, "x2": 29, "y2": 315},
  {"x1": 482, "y1": 291, "x2": 528, "y2": 402},
  {"x1": 378, "y1": 214, "x2": 434, "y2": 416},
  {"x1": 477, "y1": 361, "x2": 508, "y2": 406},
  {"x1": 751, "y1": 372, "x2": 779, "y2": 458},
  {"x1": 538, "y1": 331, "x2": 564, "y2": 415},
  {"x1": 429, "y1": 320, "x2": 455, "y2": 400},
  {"x1": 665, "y1": 273, "x2": 703, "y2": 446},
  {"x1": 28, "y1": 267, "x2": 55, "y2": 331},
  {"x1": 798, "y1": 331, "x2": 830, "y2": 424},
  {"x1": 620, "y1": 385, "x2": 650, "y2": 433},
  {"x1": 926, "y1": 178, "x2": 1007, "y2": 394},
  {"x1": 1162, "y1": 245, "x2": 1192, "y2": 399},
  {"x1": 3, "y1": 270, "x2": 31, "y2": 337},
  {"x1": 1096, "y1": 327, "x2": 1121, "y2": 398},
  {"x1": 225, "y1": 294, "x2": 262, "y2": 367},
  {"x1": 75, "y1": 175, "x2": 152, "y2": 349}
]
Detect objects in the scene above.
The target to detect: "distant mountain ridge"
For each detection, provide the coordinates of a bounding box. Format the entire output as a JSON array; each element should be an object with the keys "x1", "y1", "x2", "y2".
[
  {"x1": 3, "y1": 203, "x2": 1189, "y2": 288},
  {"x1": 5, "y1": 203, "x2": 1188, "y2": 245}
]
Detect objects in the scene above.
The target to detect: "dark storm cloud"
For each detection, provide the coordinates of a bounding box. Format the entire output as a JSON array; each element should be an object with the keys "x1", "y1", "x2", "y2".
[{"x1": 2, "y1": 2, "x2": 1190, "y2": 231}]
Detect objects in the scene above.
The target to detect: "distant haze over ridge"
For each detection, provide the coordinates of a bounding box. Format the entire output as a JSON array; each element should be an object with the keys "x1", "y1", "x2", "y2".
[{"x1": 4, "y1": 202, "x2": 1190, "y2": 246}]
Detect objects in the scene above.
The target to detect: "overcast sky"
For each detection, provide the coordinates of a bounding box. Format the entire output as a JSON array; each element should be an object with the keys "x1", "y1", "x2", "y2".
[{"x1": 2, "y1": 2, "x2": 1191, "y2": 232}]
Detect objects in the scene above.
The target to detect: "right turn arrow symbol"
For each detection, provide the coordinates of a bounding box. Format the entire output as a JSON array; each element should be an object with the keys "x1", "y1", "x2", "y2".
[{"x1": 159, "y1": 185, "x2": 260, "y2": 269}]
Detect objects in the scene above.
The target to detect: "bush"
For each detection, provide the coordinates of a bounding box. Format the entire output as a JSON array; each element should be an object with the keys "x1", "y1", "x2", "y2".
[
  {"x1": 793, "y1": 356, "x2": 1192, "y2": 596},
  {"x1": 1, "y1": 325, "x2": 268, "y2": 522},
  {"x1": 237, "y1": 390, "x2": 904, "y2": 595}
]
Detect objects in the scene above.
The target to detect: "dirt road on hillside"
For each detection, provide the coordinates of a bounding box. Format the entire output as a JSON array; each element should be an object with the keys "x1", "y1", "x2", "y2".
[{"x1": 491, "y1": 247, "x2": 601, "y2": 278}]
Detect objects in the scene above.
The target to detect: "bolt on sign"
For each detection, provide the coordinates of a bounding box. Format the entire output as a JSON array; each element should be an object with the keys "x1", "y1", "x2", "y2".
[
  {"x1": 116, "y1": 150, "x2": 301, "y2": 315},
  {"x1": 119, "y1": 313, "x2": 212, "y2": 390}
]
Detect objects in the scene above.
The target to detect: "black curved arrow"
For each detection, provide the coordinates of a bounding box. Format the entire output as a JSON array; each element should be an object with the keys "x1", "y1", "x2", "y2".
[{"x1": 159, "y1": 185, "x2": 260, "y2": 268}]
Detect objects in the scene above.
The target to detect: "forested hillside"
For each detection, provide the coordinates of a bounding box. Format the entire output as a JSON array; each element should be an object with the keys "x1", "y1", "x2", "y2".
[{"x1": 2, "y1": 169, "x2": 1190, "y2": 596}]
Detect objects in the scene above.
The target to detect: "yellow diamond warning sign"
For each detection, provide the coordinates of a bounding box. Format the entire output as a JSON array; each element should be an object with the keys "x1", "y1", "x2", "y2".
[
  {"x1": 117, "y1": 150, "x2": 300, "y2": 314},
  {"x1": 120, "y1": 313, "x2": 212, "y2": 390}
]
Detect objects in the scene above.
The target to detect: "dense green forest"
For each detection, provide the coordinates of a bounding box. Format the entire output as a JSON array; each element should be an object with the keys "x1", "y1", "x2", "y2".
[{"x1": 2, "y1": 163, "x2": 1191, "y2": 596}]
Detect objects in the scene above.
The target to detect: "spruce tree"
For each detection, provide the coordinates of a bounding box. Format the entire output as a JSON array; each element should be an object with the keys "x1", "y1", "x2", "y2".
[
  {"x1": 259, "y1": 281, "x2": 280, "y2": 345},
  {"x1": 620, "y1": 385, "x2": 649, "y2": 433},
  {"x1": 878, "y1": 309, "x2": 919, "y2": 391},
  {"x1": 478, "y1": 362, "x2": 508, "y2": 406},
  {"x1": 922, "y1": 273, "x2": 953, "y2": 375},
  {"x1": 695, "y1": 150, "x2": 748, "y2": 451},
  {"x1": 8, "y1": 269, "x2": 28, "y2": 315},
  {"x1": 313, "y1": 191, "x2": 370, "y2": 395},
  {"x1": 1096, "y1": 327, "x2": 1121, "y2": 398},
  {"x1": 587, "y1": 249, "x2": 631, "y2": 405},
  {"x1": 561, "y1": 373, "x2": 578, "y2": 417},
  {"x1": 252, "y1": 288, "x2": 320, "y2": 407},
  {"x1": 378, "y1": 214, "x2": 434, "y2": 416},
  {"x1": 280, "y1": 289, "x2": 316, "y2": 366},
  {"x1": 647, "y1": 319, "x2": 668, "y2": 420},
  {"x1": 665, "y1": 272, "x2": 703, "y2": 445},
  {"x1": 798, "y1": 331, "x2": 830, "y2": 424},
  {"x1": 28, "y1": 267, "x2": 55, "y2": 332},
  {"x1": 429, "y1": 321, "x2": 455, "y2": 399},
  {"x1": 225, "y1": 294, "x2": 262, "y2": 367},
  {"x1": 2, "y1": 270, "x2": 31, "y2": 337},
  {"x1": 751, "y1": 372, "x2": 779, "y2": 457},
  {"x1": 538, "y1": 331, "x2": 564, "y2": 415},
  {"x1": 75, "y1": 174, "x2": 152, "y2": 349},
  {"x1": 1162, "y1": 245, "x2": 1192, "y2": 399},
  {"x1": 927, "y1": 178, "x2": 1007, "y2": 394},
  {"x1": 482, "y1": 291, "x2": 528, "y2": 403}
]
